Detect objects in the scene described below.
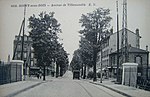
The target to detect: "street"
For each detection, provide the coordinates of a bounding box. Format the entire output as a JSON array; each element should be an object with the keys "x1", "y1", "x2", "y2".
[{"x1": 2, "y1": 71, "x2": 125, "y2": 97}]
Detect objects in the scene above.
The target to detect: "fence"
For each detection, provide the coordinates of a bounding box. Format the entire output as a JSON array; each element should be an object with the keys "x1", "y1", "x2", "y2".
[
  {"x1": 0, "y1": 62, "x2": 23, "y2": 85},
  {"x1": 137, "y1": 67, "x2": 150, "y2": 91}
]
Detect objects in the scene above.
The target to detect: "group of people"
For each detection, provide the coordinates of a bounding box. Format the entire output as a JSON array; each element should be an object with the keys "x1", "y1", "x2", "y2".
[{"x1": 37, "y1": 72, "x2": 42, "y2": 79}]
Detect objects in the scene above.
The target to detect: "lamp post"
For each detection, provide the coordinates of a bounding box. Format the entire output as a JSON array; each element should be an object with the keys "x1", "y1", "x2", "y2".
[
  {"x1": 100, "y1": 45, "x2": 103, "y2": 83},
  {"x1": 42, "y1": 55, "x2": 46, "y2": 81}
]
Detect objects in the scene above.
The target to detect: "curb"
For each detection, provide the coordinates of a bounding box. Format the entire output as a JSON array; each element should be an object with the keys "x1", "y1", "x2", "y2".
[
  {"x1": 89, "y1": 82, "x2": 132, "y2": 97},
  {"x1": 5, "y1": 81, "x2": 44, "y2": 97}
]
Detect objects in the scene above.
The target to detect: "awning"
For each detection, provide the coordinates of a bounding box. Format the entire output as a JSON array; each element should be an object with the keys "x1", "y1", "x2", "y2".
[
  {"x1": 96, "y1": 68, "x2": 107, "y2": 73},
  {"x1": 107, "y1": 66, "x2": 117, "y2": 69}
]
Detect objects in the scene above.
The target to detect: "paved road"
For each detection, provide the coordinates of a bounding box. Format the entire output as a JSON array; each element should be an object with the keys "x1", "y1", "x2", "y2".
[{"x1": 11, "y1": 71, "x2": 125, "y2": 97}]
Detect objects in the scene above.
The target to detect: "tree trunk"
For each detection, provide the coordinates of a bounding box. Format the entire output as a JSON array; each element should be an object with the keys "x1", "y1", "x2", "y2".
[
  {"x1": 83, "y1": 65, "x2": 86, "y2": 79},
  {"x1": 81, "y1": 63, "x2": 84, "y2": 78},
  {"x1": 56, "y1": 64, "x2": 59, "y2": 78},
  {"x1": 60, "y1": 65, "x2": 63, "y2": 76},
  {"x1": 43, "y1": 65, "x2": 46, "y2": 80},
  {"x1": 93, "y1": 48, "x2": 97, "y2": 81}
]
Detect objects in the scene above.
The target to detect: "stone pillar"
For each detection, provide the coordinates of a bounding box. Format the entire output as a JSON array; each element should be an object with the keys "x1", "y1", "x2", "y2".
[{"x1": 122, "y1": 63, "x2": 138, "y2": 87}]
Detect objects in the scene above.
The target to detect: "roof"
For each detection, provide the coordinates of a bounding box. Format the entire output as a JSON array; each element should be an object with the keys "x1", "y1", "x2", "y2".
[
  {"x1": 129, "y1": 47, "x2": 149, "y2": 53},
  {"x1": 122, "y1": 63, "x2": 138, "y2": 66},
  {"x1": 111, "y1": 28, "x2": 141, "y2": 38},
  {"x1": 110, "y1": 46, "x2": 149, "y2": 55}
]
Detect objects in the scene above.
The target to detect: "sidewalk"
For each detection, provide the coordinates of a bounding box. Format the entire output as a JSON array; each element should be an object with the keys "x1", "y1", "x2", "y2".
[
  {"x1": 0, "y1": 76, "x2": 48, "y2": 97},
  {"x1": 89, "y1": 78, "x2": 150, "y2": 97}
]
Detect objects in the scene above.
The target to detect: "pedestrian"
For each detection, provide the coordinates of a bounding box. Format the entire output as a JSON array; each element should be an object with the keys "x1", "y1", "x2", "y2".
[
  {"x1": 39, "y1": 73, "x2": 42, "y2": 79},
  {"x1": 37, "y1": 73, "x2": 39, "y2": 79}
]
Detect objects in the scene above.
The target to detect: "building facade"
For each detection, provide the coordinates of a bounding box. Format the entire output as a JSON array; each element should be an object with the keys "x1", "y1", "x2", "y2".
[
  {"x1": 96, "y1": 28, "x2": 149, "y2": 79},
  {"x1": 13, "y1": 35, "x2": 35, "y2": 75},
  {"x1": 109, "y1": 46, "x2": 149, "y2": 79},
  {"x1": 13, "y1": 35, "x2": 55, "y2": 76}
]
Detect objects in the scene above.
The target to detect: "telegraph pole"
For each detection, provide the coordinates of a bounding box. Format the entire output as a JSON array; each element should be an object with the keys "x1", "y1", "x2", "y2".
[
  {"x1": 12, "y1": 5, "x2": 27, "y2": 80},
  {"x1": 21, "y1": 5, "x2": 26, "y2": 61},
  {"x1": 121, "y1": 0, "x2": 129, "y2": 63},
  {"x1": 116, "y1": 1, "x2": 120, "y2": 82},
  {"x1": 22, "y1": 5, "x2": 26, "y2": 80}
]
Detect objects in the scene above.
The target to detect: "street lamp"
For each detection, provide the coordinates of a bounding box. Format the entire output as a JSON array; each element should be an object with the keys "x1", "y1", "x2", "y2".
[
  {"x1": 42, "y1": 55, "x2": 46, "y2": 81},
  {"x1": 100, "y1": 45, "x2": 103, "y2": 83},
  {"x1": 43, "y1": 62, "x2": 46, "y2": 81}
]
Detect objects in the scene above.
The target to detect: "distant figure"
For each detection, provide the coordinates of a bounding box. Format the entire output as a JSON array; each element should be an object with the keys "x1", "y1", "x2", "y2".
[
  {"x1": 39, "y1": 73, "x2": 42, "y2": 79},
  {"x1": 37, "y1": 73, "x2": 39, "y2": 79}
]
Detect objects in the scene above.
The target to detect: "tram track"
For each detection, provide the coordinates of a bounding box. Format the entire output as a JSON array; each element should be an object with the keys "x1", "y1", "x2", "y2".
[
  {"x1": 74, "y1": 80, "x2": 117, "y2": 97},
  {"x1": 74, "y1": 81, "x2": 94, "y2": 97}
]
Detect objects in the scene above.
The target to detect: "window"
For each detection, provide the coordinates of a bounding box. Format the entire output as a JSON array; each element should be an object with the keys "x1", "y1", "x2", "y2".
[
  {"x1": 24, "y1": 36, "x2": 27, "y2": 41},
  {"x1": 31, "y1": 61, "x2": 34, "y2": 66},
  {"x1": 17, "y1": 52, "x2": 21, "y2": 58},
  {"x1": 106, "y1": 49, "x2": 109, "y2": 57},
  {"x1": 113, "y1": 56, "x2": 115, "y2": 64},
  {"x1": 107, "y1": 39, "x2": 109, "y2": 46},
  {"x1": 24, "y1": 46, "x2": 27, "y2": 51},
  {"x1": 24, "y1": 52, "x2": 27, "y2": 58},
  {"x1": 19, "y1": 37, "x2": 22, "y2": 41},
  {"x1": 102, "y1": 50, "x2": 109, "y2": 58},
  {"x1": 107, "y1": 59, "x2": 108, "y2": 65},
  {"x1": 31, "y1": 53, "x2": 34, "y2": 58},
  {"x1": 18, "y1": 44, "x2": 21, "y2": 50},
  {"x1": 28, "y1": 37, "x2": 32, "y2": 41}
]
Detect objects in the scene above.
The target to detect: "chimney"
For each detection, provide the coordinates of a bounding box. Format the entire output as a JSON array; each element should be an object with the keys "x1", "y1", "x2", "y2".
[
  {"x1": 146, "y1": 45, "x2": 148, "y2": 51},
  {"x1": 136, "y1": 28, "x2": 140, "y2": 48},
  {"x1": 136, "y1": 29, "x2": 139, "y2": 36}
]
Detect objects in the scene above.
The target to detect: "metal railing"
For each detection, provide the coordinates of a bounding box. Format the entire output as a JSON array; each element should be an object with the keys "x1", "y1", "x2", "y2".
[{"x1": 137, "y1": 76, "x2": 150, "y2": 91}]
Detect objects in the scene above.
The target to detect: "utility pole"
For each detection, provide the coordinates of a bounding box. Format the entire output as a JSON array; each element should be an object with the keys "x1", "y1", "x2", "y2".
[
  {"x1": 23, "y1": 6, "x2": 26, "y2": 80},
  {"x1": 21, "y1": 6, "x2": 26, "y2": 61},
  {"x1": 116, "y1": 1, "x2": 120, "y2": 82},
  {"x1": 12, "y1": 20, "x2": 24, "y2": 60},
  {"x1": 119, "y1": 0, "x2": 128, "y2": 83},
  {"x1": 121, "y1": 0, "x2": 129, "y2": 64},
  {"x1": 12, "y1": 5, "x2": 27, "y2": 80}
]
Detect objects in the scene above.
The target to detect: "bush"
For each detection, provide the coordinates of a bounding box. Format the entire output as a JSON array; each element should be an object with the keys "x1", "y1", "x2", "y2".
[
  {"x1": 97, "y1": 72, "x2": 101, "y2": 78},
  {"x1": 87, "y1": 71, "x2": 94, "y2": 79}
]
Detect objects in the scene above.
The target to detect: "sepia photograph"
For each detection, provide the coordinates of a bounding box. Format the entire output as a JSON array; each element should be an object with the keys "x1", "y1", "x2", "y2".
[{"x1": 0, "y1": 0, "x2": 150, "y2": 97}]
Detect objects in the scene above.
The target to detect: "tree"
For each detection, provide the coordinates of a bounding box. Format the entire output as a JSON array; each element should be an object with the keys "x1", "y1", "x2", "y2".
[
  {"x1": 70, "y1": 49, "x2": 82, "y2": 71},
  {"x1": 79, "y1": 36, "x2": 93, "y2": 79},
  {"x1": 55, "y1": 45, "x2": 69, "y2": 77},
  {"x1": 79, "y1": 8, "x2": 112, "y2": 81},
  {"x1": 28, "y1": 12, "x2": 62, "y2": 80}
]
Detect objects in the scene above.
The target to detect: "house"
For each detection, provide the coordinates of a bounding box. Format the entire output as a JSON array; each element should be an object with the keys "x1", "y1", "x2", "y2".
[
  {"x1": 13, "y1": 35, "x2": 55, "y2": 76},
  {"x1": 109, "y1": 46, "x2": 149, "y2": 79},
  {"x1": 13, "y1": 35, "x2": 35, "y2": 75},
  {"x1": 96, "y1": 28, "x2": 149, "y2": 79}
]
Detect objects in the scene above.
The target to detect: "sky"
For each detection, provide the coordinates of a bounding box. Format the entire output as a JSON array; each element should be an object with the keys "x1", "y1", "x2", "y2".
[{"x1": 0, "y1": 0, "x2": 150, "y2": 63}]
